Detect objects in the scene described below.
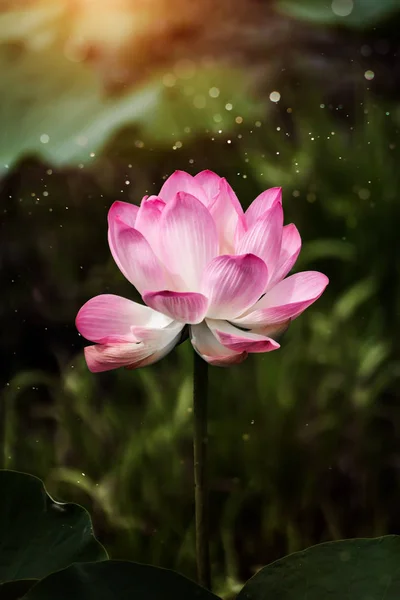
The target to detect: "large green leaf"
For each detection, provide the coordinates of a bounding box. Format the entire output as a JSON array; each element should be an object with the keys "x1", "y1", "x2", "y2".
[
  {"x1": 23, "y1": 561, "x2": 220, "y2": 600},
  {"x1": 0, "y1": 470, "x2": 107, "y2": 584},
  {"x1": 277, "y1": 0, "x2": 400, "y2": 28},
  {"x1": 238, "y1": 536, "x2": 400, "y2": 599}
]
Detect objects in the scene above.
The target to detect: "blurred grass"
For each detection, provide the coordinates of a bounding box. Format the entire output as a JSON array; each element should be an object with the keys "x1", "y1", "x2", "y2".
[{"x1": 1, "y1": 1, "x2": 400, "y2": 599}]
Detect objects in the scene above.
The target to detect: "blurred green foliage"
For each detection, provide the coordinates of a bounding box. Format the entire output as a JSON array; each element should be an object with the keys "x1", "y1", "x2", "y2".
[
  {"x1": 277, "y1": 0, "x2": 400, "y2": 28},
  {"x1": 1, "y1": 1, "x2": 400, "y2": 599}
]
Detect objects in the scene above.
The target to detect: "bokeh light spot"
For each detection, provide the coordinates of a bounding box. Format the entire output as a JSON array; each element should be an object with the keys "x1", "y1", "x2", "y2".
[
  {"x1": 269, "y1": 91, "x2": 281, "y2": 103},
  {"x1": 209, "y1": 87, "x2": 220, "y2": 98},
  {"x1": 331, "y1": 0, "x2": 354, "y2": 17}
]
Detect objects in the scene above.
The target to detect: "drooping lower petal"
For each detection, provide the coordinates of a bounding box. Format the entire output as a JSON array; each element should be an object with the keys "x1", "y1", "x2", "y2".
[
  {"x1": 206, "y1": 319, "x2": 280, "y2": 353},
  {"x1": 202, "y1": 253, "x2": 268, "y2": 320},
  {"x1": 236, "y1": 202, "x2": 283, "y2": 281},
  {"x1": 159, "y1": 191, "x2": 218, "y2": 290},
  {"x1": 249, "y1": 319, "x2": 291, "y2": 340},
  {"x1": 190, "y1": 322, "x2": 247, "y2": 366},
  {"x1": 159, "y1": 170, "x2": 209, "y2": 205},
  {"x1": 108, "y1": 214, "x2": 167, "y2": 293},
  {"x1": 76, "y1": 294, "x2": 171, "y2": 344},
  {"x1": 245, "y1": 187, "x2": 282, "y2": 227},
  {"x1": 268, "y1": 223, "x2": 301, "y2": 288},
  {"x1": 125, "y1": 334, "x2": 182, "y2": 370},
  {"x1": 84, "y1": 321, "x2": 183, "y2": 373},
  {"x1": 142, "y1": 290, "x2": 209, "y2": 324},
  {"x1": 233, "y1": 271, "x2": 329, "y2": 326}
]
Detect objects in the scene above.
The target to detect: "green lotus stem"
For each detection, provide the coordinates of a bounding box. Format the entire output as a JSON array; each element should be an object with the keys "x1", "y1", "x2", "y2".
[{"x1": 193, "y1": 351, "x2": 211, "y2": 590}]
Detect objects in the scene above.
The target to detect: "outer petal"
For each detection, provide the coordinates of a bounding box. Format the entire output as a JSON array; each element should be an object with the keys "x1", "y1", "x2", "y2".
[
  {"x1": 108, "y1": 208, "x2": 167, "y2": 293},
  {"x1": 249, "y1": 319, "x2": 291, "y2": 339},
  {"x1": 84, "y1": 321, "x2": 183, "y2": 373},
  {"x1": 108, "y1": 200, "x2": 139, "y2": 228},
  {"x1": 236, "y1": 202, "x2": 283, "y2": 280},
  {"x1": 202, "y1": 254, "x2": 268, "y2": 320},
  {"x1": 76, "y1": 294, "x2": 171, "y2": 344},
  {"x1": 84, "y1": 343, "x2": 152, "y2": 372},
  {"x1": 142, "y1": 290, "x2": 208, "y2": 324},
  {"x1": 159, "y1": 170, "x2": 209, "y2": 205},
  {"x1": 134, "y1": 196, "x2": 166, "y2": 257},
  {"x1": 233, "y1": 271, "x2": 329, "y2": 326},
  {"x1": 159, "y1": 191, "x2": 218, "y2": 290},
  {"x1": 245, "y1": 187, "x2": 282, "y2": 227},
  {"x1": 190, "y1": 322, "x2": 247, "y2": 367},
  {"x1": 206, "y1": 319, "x2": 280, "y2": 353},
  {"x1": 268, "y1": 224, "x2": 301, "y2": 288}
]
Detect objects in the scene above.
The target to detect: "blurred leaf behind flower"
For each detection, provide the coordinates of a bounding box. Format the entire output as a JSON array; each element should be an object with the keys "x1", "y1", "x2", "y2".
[{"x1": 0, "y1": 0, "x2": 264, "y2": 169}]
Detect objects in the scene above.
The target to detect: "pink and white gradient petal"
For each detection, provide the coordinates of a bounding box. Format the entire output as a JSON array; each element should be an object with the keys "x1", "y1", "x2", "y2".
[
  {"x1": 245, "y1": 187, "x2": 282, "y2": 227},
  {"x1": 206, "y1": 319, "x2": 280, "y2": 353},
  {"x1": 194, "y1": 170, "x2": 221, "y2": 201},
  {"x1": 233, "y1": 271, "x2": 329, "y2": 326},
  {"x1": 134, "y1": 196, "x2": 166, "y2": 258},
  {"x1": 108, "y1": 200, "x2": 139, "y2": 228},
  {"x1": 143, "y1": 290, "x2": 209, "y2": 324},
  {"x1": 108, "y1": 220, "x2": 167, "y2": 293},
  {"x1": 249, "y1": 319, "x2": 291, "y2": 339},
  {"x1": 268, "y1": 223, "x2": 302, "y2": 288},
  {"x1": 159, "y1": 191, "x2": 218, "y2": 291},
  {"x1": 84, "y1": 321, "x2": 183, "y2": 373},
  {"x1": 236, "y1": 202, "x2": 283, "y2": 283},
  {"x1": 190, "y1": 322, "x2": 247, "y2": 367},
  {"x1": 208, "y1": 178, "x2": 246, "y2": 254},
  {"x1": 202, "y1": 253, "x2": 268, "y2": 320},
  {"x1": 159, "y1": 170, "x2": 209, "y2": 205},
  {"x1": 76, "y1": 294, "x2": 171, "y2": 344}
]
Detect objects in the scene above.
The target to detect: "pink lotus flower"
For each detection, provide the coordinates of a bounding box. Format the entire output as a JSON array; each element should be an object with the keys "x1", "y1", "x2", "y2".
[{"x1": 76, "y1": 170, "x2": 328, "y2": 371}]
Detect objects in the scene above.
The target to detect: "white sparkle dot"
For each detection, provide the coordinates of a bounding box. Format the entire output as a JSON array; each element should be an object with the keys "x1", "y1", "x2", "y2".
[
  {"x1": 40, "y1": 134, "x2": 50, "y2": 144},
  {"x1": 269, "y1": 91, "x2": 281, "y2": 103}
]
